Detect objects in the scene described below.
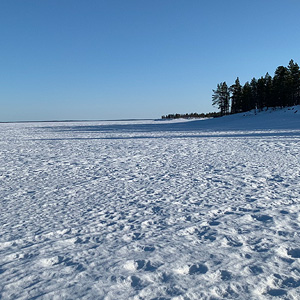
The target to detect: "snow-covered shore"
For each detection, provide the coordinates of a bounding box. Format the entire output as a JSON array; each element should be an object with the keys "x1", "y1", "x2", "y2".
[{"x1": 1, "y1": 107, "x2": 300, "y2": 299}]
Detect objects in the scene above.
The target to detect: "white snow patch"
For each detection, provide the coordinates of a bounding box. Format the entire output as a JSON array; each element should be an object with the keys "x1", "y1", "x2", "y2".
[{"x1": 1, "y1": 107, "x2": 300, "y2": 299}]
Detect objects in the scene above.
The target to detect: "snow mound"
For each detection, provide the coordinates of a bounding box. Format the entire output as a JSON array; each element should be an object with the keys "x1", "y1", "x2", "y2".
[{"x1": 181, "y1": 105, "x2": 300, "y2": 131}]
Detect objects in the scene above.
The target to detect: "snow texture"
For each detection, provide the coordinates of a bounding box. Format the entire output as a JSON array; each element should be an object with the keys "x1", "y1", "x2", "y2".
[{"x1": 1, "y1": 107, "x2": 300, "y2": 299}]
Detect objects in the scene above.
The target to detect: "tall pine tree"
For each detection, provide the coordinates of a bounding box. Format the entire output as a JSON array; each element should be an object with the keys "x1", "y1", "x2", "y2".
[
  {"x1": 211, "y1": 59, "x2": 300, "y2": 116},
  {"x1": 273, "y1": 66, "x2": 289, "y2": 107},
  {"x1": 241, "y1": 82, "x2": 252, "y2": 112},
  {"x1": 212, "y1": 82, "x2": 230, "y2": 116},
  {"x1": 256, "y1": 76, "x2": 267, "y2": 110},
  {"x1": 230, "y1": 77, "x2": 243, "y2": 114},
  {"x1": 287, "y1": 59, "x2": 300, "y2": 105},
  {"x1": 264, "y1": 72, "x2": 273, "y2": 108},
  {"x1": 250, "y1": 78, "x2": 258, "y2": 111}
]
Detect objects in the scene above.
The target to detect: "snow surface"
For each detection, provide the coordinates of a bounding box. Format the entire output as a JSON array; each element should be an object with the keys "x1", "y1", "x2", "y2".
[{"x1": 1, "y1": 107, "x2": 300, "y2": 299}]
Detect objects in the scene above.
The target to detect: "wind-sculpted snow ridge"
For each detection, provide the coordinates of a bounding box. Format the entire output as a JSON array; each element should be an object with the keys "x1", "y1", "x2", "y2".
[{"x1": 0, "y1": 107, "x2": 300, "y2": 299}]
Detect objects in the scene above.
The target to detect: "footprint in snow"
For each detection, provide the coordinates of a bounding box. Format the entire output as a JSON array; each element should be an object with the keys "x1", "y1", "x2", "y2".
[
  {"x1": 267, "y1": 289, "x2": 287, "y2": 297},
  {"x1": 143, "y1": 245, "x2": 155, "y2": 252},
  {"x1": 208, "y1": 220, "x2": 220, "y2": 226},
  {"x1": 252, "y1": 214, "x2": 273, "y2": 222},
  {"x1": 249, "y1": 265, "x2": 263, "y2": 275},
  {"x1": 165, "y1": 285, "x2": 183, "y2": 297},
  {"x1": 280, "y1": 277, "x2": 300, "y2": 288},
  {"x1": 226, "y1": 236, "x2": 243, "y2": 247},
  {"x1": 280, "y1": 256, "x2": 295, "y2": 264},
  {"x1": 74, "y1": 236, "x2": 90, "y2": 244},
  {"x1": 185, "y1": 215, "x2": 192, "y2": 221},
  {"x1": 0, "y1": 268, "x2": 6, "y2": 275},
  {"x1": 152, "y1": 206, "x2": 164, "y2": 215},
  {"x1": 188, "y1": 263, "x2": 208, "y2": 275},
  {"x1": 252, "y1": 243, "x2": 270, "y2": 253},
  {"x1": 287, "y1": 248, "x2": 300, "y2": 258},
  {"x1": 60, "y1": 256, "x2": 85, "y2": 271},
  {"x1": 220, "y1": 270, "x2": 232, "y2": 281},
  {"x1": 196, "y1": 226, "x2": 217, "y2": 242},
  {"x1": 136, "y1": 260, "x2": 159, "y2": 272},
  {"x1": 277, "y1": 231, "x2": 292, "y2": 237},
  {"x1": 131, "y1": 232, "x2": 144, "y2": 241},
  {"x1": 131, "y1": 275, "x2": 143, "y2": 289}
]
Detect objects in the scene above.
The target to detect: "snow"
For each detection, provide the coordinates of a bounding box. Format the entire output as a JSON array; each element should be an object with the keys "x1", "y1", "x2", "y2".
[{"x1": 1, "y1": 106, "x2": 300, "y2": 299}]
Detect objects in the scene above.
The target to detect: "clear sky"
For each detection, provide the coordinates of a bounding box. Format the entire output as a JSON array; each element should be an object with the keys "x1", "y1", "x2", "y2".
[{"x1": 1, "y1": 0, "x2": 300, "y2": 121}]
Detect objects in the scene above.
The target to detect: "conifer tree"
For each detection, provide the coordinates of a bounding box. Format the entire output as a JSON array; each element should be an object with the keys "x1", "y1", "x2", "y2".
[
  {"x1": 230, "y1": 77, "x2": 243, "y2": 114},
  {"x1": 211, "y1": 59, "x2": 300, "y2": 116},
  {"x1": 212, "y1": 82, "x2": 230, "y2": 116},
  {"x1": 264, "y1": 72, "x2": 273, "y2": 108},
  {"x1": 273, "y1": 66, "x2": 289, "y2": 107},
  {"x1": 287, "y1": 59, "x2": 300, "y2": 105},
  {"x1": 256, "y1": 76, "x2": 267, "y2": 110},
  {"x1": 250, "y1": 78, "x2": 258, "y2": 110},
  {"x1": 241, "y1": 82, "x2": 252, "y2": 112}
]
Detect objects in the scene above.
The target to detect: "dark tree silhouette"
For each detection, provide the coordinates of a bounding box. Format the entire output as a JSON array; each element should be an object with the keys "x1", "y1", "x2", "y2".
[
  {"x1": 212, "y1": 82, "x2": 230, "y2": 116},
  {"x1": 288, "y1": 59, "x2": 300, "y2": 105},
  {"x1": 230, "y1": 78, "x2": 243, "y2": 114},
  {"x1": 212, "y1": 59, "x2": 300, "y2": 116}
]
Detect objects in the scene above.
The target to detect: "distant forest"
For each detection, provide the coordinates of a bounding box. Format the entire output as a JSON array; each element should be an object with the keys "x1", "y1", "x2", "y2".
[
  {"x1": 212, "y1": 59, "x2": 300, "y2": 116},
  {"x1": 162, "y1": 59, "x2": 300, "y2": 119},
  {"x1": 161, "y1": 112, "x2": 220, "y2": 119}
]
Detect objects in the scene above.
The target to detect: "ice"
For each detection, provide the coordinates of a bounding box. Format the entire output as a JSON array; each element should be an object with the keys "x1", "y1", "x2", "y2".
[{"x1": 1, "y1": 107, "x2": 300, "y2": 299}]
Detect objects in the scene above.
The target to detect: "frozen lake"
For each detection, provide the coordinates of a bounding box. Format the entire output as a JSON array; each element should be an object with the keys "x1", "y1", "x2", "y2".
[{"x1": 1, "y1": 109, "x2": 300, "y2": 299}]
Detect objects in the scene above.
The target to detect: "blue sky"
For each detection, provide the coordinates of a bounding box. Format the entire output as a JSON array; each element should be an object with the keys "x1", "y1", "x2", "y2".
[{"x1": 1, "y1": 0, "x2": 300, "y2": 121}]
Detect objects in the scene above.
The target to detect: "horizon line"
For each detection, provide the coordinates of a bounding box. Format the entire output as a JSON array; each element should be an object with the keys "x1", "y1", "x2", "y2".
[{"x1": 0, "y1": 118, "x2": 159, "y2": 124}]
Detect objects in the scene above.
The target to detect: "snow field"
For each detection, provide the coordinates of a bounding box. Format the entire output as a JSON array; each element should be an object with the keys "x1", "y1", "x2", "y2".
[{"x1": 1, "y1": 112, "x2": 300, "y2": 299}]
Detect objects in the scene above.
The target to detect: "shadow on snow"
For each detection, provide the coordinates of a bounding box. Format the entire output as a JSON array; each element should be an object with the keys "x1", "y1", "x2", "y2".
[{"x1": 36, "y1": 113, "x2": 300, "y2": 140}]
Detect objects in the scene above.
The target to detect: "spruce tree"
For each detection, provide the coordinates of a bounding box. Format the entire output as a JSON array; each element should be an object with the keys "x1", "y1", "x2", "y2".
[
  {"x1": 250, "y1": 78, "x2": 258, "y2": 111},
  {"x1": 273, "y1": 66, "x2": 289, "y2": 107},
  {"x1": 264, "y1": 72, "x2": 273, "y2": 108},
  {"x1": 256, "y1": 77, "x2": 267, "y2": 110},
  {"x1": 287, "y1": 59, "x2": 300, "y2": 105},
  {"x1": 230, "y1": 77, "x2": 243, "y2": 114},
  {"x1": 241, "y1": 82, "x2": 252, "y2": 112}
]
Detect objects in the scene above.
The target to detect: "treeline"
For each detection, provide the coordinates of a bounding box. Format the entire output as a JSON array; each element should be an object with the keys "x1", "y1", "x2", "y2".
[
  {"x1": 212, "y1": 59, "x2": 300, "y2": 116},
  {"x1": 161, "y1": 111, "x2": 220, "y2": 119}
]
